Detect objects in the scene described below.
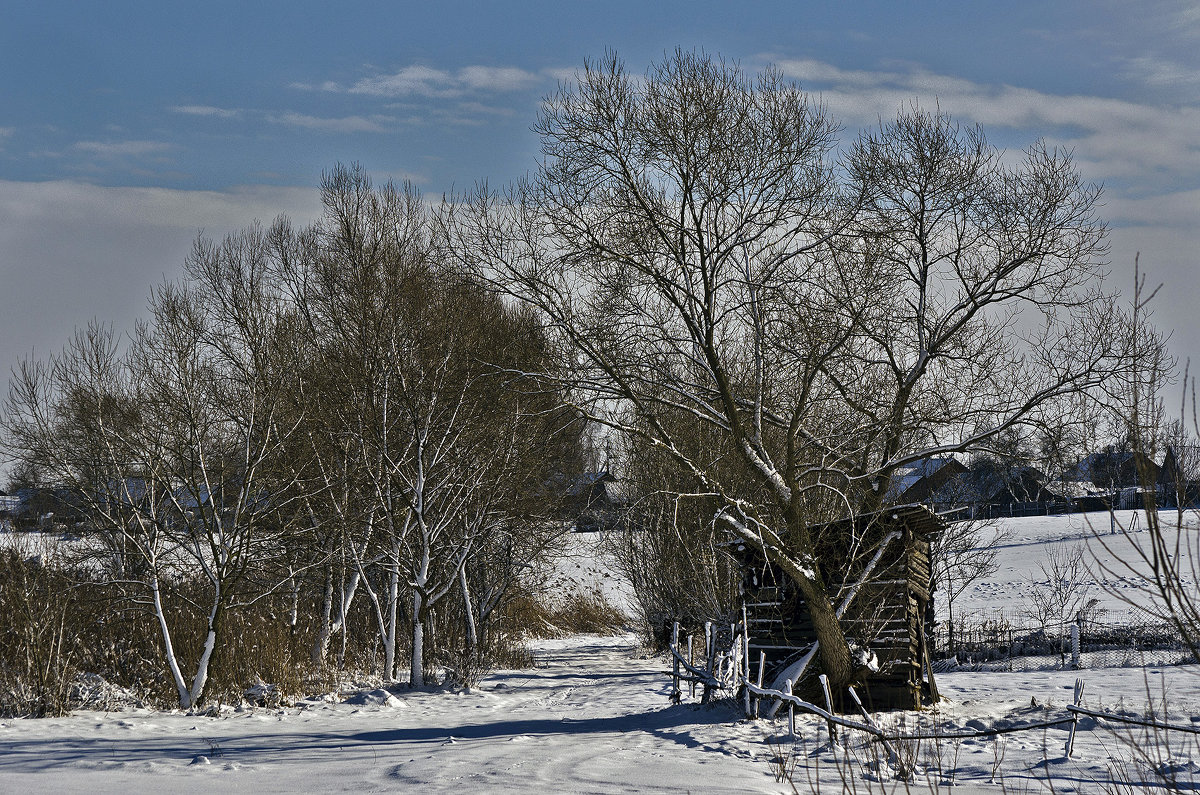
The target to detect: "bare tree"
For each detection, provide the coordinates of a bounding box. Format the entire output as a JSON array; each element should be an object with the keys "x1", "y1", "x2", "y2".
[
  {"x1": 1023, "y1": 544, "x2": 1096, "y2": 664},
  {"x1": 457, "y1": 50, "x2": 1136, "y2": 690},
  {"x1": 2, "y1": 223, "x2": 307, "y2": 709},
  {"x1": 279, "y1": 165, "x2": 576, "y2": 685},
  {"x1": 1093, "y1": 267, "x2": 1199, "y2": 661},
  {"x1": 930, "y1": 519, "x2": 1006, "y2": 651}
]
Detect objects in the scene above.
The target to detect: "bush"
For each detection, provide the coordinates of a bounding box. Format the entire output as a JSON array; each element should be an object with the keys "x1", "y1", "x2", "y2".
[{"x1": 0, "y1": 548, "x2": 77, "y2": 716}]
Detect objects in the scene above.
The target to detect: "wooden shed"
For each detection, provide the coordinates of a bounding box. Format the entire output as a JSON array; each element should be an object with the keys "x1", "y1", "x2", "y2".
[{"x1": 738, "y1": 504, "x2": 945, "y2": 711}]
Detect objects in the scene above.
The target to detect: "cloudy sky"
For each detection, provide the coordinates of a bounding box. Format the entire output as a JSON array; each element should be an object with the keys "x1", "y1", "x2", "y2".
[{"x1": 1, "y1": 0, "x2": 1197, "y2": 424}]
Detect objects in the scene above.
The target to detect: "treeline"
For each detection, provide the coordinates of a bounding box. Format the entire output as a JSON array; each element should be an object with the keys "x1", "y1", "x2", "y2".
[{"x1": 1, "y1": 166, "x2": 592, "y2": 713}]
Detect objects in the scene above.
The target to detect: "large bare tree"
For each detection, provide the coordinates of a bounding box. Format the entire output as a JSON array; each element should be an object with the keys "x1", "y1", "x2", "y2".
[{"x1": 456, "y1": 50, "x2": 1137, "y2": 689}]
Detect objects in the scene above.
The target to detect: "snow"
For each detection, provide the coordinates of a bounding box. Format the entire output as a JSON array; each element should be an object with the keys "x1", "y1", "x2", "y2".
[
  {"x1": 771, "y1": 660, "x2": 1200, "y2": 794},
  {"x1": 0, "y1": 634, "x2": 782, "y2": 793},
  {"x1": 949, "y1": 510, "x2": 1197, "y2": 620},
  {"x1": 6, "y1": 636, "x2": 1196, "y2": 793},
  {"x1": 2, "y1": 513, "x2": 1199, "y2": 793}
]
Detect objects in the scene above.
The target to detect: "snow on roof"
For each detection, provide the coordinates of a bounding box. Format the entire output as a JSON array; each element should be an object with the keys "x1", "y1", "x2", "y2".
[
  {"x1": 1043, "y1": 479, "x2": 1110, "y2": 499},
  {"x1": 565, "y1": 471, "x2": 617, "y2": 497},
  {"x1": 886, "y1": 456, "x2": 960, "y2": 499}
]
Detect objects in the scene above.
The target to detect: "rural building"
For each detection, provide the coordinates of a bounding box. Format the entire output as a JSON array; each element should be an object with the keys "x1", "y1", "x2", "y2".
[
  {"x1": 931, "y1": 461, "x2": 1055, "y2": 518},
  {"x1": 737, "y1": 504, "x2": 945, "y2": 711},
  {"x1": 885, "y1": 457, "x2": 968, "y2": 504},
  {"x1": 562, "y1": 470, "x2": 629, "y2": 533}
]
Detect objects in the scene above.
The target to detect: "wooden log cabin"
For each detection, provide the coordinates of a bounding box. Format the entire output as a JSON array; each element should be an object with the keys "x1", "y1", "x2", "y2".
[{"x1": 737, "y1": 504, "x2": 945, "y2": 711}]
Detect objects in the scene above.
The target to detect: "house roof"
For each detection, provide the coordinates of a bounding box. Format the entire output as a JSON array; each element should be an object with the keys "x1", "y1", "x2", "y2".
[
  {"x1": 932, "y1": 462, "x2": 1048, "y2": 504},
  {"x1": 1063, "y1": 448, "x2": 1158, "y2": 484},
  {"x1": 885, "y1": 456, "x2": 965, "y2": 501}
]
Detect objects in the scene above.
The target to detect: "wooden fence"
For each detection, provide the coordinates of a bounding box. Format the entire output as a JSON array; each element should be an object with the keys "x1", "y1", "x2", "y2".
[{"x1": 667, "y1": 620, "x2": 1200, "y2": 771}]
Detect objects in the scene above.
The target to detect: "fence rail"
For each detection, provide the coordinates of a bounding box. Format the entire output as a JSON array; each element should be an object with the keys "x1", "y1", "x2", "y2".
[{"x1": 667, "y1": 621, "x2": 1200, "y2": 768}]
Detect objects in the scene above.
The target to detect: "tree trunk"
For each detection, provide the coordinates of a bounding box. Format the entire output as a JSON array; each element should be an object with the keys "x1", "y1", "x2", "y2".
[
  {"x1": 410, "y1": 591, "x2": 426, "y2": 686},
  {"x1": 150, "y1": 570, "x2": 191, "y2": 709},
  {"x1": 188, "y1": 594, "x2": 223, "y2": 708},
  {"x1": 312, "y1": 562, "x2": 335, "y2": 664},
  {"x1": 790, "y1": 570, "x2": 856, "y2": 688},
  {"x1": 287, "y1": 569, "x2": 300, "y2": 636},
  {"x1": 386, "y1": 555, "x2": 400, "y2": 680},
  {"x1": 460, "y1": 566, "x2": 478, "y2": 653}
]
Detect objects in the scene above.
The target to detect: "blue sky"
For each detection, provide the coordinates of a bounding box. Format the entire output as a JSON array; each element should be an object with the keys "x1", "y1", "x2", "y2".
[{"x1": 1, "y1": 1, "x2": 1198, "y2": 408}]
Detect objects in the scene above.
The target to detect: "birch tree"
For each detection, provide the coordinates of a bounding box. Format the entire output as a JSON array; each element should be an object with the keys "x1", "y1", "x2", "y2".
[{"x1": 2, "y1": 224, "x2": 307, "y2": 708}]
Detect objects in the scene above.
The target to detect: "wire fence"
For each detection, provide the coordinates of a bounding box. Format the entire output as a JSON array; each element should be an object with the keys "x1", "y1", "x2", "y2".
[{"x1": 932, "y1": 614, "x2": 1195, "y2": 672}]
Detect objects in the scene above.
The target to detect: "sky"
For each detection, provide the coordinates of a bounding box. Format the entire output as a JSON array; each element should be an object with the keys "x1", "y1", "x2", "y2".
[{"x1": 0, "y1": 0, "x2": 1198, "y2": 448}]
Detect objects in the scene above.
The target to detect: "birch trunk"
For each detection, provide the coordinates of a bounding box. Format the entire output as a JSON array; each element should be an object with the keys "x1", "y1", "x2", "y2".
[
  {"x1": 150, "y1": 570, "x2": 192, "y2": 709},
  {"x1": 187, "y1": 594, "x2": 223, "y2": 708},
  {"x1": 460, "y1": 566, "x2": 478, "y2": 653},
  {"x1": 410, "y1": 591, "x2": 426, "y2": 686}
]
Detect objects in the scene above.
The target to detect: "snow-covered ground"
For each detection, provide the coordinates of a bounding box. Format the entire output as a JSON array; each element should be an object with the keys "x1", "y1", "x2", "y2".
[
  {"x1": 2, "y1": 514, "x2": 1198, "y2": 793},
  {"x1": 0, "y1": 634, "x2": 782, "y2": 793},
  {"x1": 770, "y1": 660, "x2": 1200, "y2": 794},
  {"x1": 949, "y1": 510, "x2": 1198, "y2": 621}
]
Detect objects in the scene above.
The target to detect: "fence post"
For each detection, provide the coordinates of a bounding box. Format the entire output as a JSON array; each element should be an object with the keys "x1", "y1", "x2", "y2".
[
  {"x1": 785, "y1": 679, "x2": 795, "y2": 736},
  {"x1": 701, "y1": 622, "x2": 716, "y2": 704},
  {"x1": 754, "y1": 650, "x2": 766, "y2": 719},
  {"x1": 687, "y1": 633, "x2": 695, "y2": 698},
  {"x1": 741, "y1": 605, "x2": 752, "y2": 718},
  {"x1": 742, "y1": 637, "x2": 752, "y2": 718},
  {"x1": 1071, "y1": 621, "x2": 1081, "y2": 669},
  {"x1": 819, "y1": 673, "x2": 838, "y2": 744},
  {"x1": 671, "y1": 621, "x2": 680, "y2": 704},
  {"x1": 1065, "y1": 678, "x2": 1085, "y2": 758}
]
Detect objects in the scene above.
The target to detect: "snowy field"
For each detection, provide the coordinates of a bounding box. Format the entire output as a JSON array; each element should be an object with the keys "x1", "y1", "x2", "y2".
[
  {"x1": 2, "y1": 513, "x2": 1198, "y2": 793},
  {"x1": 949, "y1": 509, "x2": 1197, "y2": 620}
]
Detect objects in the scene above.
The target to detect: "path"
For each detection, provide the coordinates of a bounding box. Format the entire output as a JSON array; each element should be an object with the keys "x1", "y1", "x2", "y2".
[{"x1": 0, "y1": 634, "x2": 783, "y2": 793}]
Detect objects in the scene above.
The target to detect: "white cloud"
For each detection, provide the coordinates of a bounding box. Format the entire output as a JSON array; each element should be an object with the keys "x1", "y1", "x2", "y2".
[
  {"x1": 289, "y1": 80, "x2": 342, "y2": 92},
  {"x1": 541, "y1": 67, "x2": 580, "y2": 85},
  {"x1": 171, "y1": 105, "x2": 241, "y2": 118},
  {"x1": 271, "y1": 112, "x2": 389, "y2": 133},
  {"x1": 344, "y1": 64, "x2": 542, "y2": 98},
  {"x1": 374, "y1": 168, "x2": 428, "y2": 186},
  {"x1": 0, "y1": 179, "x2": 324, "y2": 414},
  {"x1": 453, "y1": 101, "x2": 516, "y2": 118},
  {"x1": 349, "y1": 65, "x2": 458, "y2": 97},
  {"x1": 772, "y1": 58, "x2": 1200, "y2": 192},
  {"x1": 767, "y1": 55, "x2": 1200, "y2": 359},
  {"x1": 457, "y1": 66, "x2": 540, "y2": 92},
  {"x1": 73, "y1": 140, "x2": 174, "y2": 158}
]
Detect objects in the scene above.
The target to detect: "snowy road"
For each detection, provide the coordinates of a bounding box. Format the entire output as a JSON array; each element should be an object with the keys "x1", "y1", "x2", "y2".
[{"x1": 0, "y1": 635, "x2": 783, "y2": 793}]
